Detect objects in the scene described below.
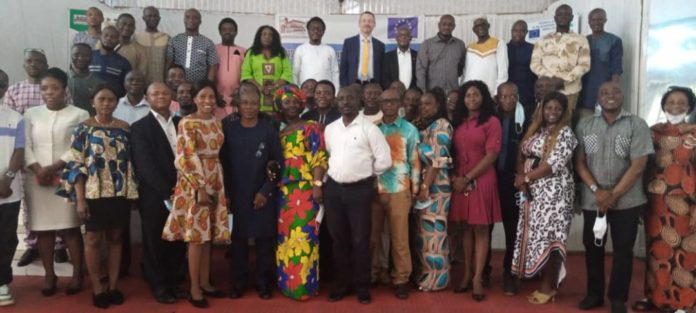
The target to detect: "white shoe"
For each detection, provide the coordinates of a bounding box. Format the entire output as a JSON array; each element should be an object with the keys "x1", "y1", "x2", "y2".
[{"x1": 0, "y1": 284, "x2": 15, "y2": 306}]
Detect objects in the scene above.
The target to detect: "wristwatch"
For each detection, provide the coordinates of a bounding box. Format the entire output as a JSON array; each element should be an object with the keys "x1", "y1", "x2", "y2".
[
  {"x1": 312, "y1": 180, "x2": 323, "y2": 187},
  {"x1": 589, "y1": 184, "x2": 598, "y2": 192},
  {"x1": 4, "y1": 170, "x2": 16, "y2": 180},
  {"x1": 524, "y1": 175, "x2": 530, "y2": 183}
]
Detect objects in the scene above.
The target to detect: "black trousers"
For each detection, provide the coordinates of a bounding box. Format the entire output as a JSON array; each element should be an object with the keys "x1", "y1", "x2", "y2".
[
  {"x1": 0, "y1": 201, "x2": 20, "y2": 286},
  {"x1": 229, "y1": 236, "x2": 275, "y2": 290},
  {"x1": 139, "y1": 197, "x2": 186, "y2": 292},
  {"x1": 484, "y1": 179, "x2": 519, "y2": 276},
  {"x1": 324, "y1": 177, "x2": 375, "y2": 291},
  {"x1": 582, "y1": 207, "x2": 641, "y2": 303}
]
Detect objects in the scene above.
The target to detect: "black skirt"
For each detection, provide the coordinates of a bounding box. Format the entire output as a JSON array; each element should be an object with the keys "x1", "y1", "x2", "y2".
[{"x1": 84, "y1": 197, "x2": 131, "y2": 232}]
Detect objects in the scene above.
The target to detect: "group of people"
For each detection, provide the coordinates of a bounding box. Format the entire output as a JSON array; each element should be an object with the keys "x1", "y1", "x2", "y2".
[{"x1": 0, "y1": 4, "x2": 694, "y2": 313}]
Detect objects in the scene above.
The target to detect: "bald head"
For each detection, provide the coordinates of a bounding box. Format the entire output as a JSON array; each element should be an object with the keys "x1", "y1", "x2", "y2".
[{"x1": 147, "y1": 82, "x2": 172, "y2": 112}]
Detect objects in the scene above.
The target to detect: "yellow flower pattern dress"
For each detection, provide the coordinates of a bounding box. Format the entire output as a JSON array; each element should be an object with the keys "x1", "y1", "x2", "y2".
[{"x1": 162, "y1": 117, "x2": 230, "y2": 243}]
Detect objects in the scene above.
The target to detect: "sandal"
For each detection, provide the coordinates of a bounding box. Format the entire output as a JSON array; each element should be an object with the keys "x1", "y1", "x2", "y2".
[
  {"x1": 528, "y1": 290, "x2": 556, "y2": 304},
  {"x1": 631, "y1": 298, "x2": 656, "y2": 312}
]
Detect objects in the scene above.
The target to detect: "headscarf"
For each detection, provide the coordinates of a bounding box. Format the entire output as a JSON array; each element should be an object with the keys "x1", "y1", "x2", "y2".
[{"x1": 273, "y1": 84, "x2": 306, "y2": 112}]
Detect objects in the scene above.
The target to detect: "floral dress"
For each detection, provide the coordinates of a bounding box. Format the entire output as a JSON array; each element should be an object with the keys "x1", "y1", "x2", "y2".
[
  {"x1": 162, "y1": 117, "x2": 230, "y2": 244},
  {"x1": 416, "y1": 118, "x2": 453, "y2": 291},
  {"x1": 276, "y1": 122, "x2": 328, "y2": 300},
  {"x1": 511, "y1": 126, "x2": 577, "y2": 279},
  {"x1": 644, "y1": 123, "x2": 696, "y2": 311}
]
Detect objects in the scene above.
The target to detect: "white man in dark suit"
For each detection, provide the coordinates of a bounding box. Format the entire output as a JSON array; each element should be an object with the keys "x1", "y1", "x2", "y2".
[
  {"x1": 339, "y1": 12, "x2": 385, "y2": 86},
  {"x1": 381, "y1": 27, "x2": 417, "y2": 90},
  {"x1": 130, "y1": 82, "x2": 187, "y2": 304}
]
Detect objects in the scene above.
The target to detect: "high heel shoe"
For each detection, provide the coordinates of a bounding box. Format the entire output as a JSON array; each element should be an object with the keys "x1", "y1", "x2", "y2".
[
  {"x1": 189, "y1": 296, "x2": 209, "y2": 308},
  {"x1": 528, "y1": 290, "x2": 556, "y2": 304},
  {"x1": 471, "y1": 280, "x2": 485, "y2": 302},
  {"x1": 453, "y1": 280, "x2": 472, "y2": 293},
  {"x1": 41, "y1": 275, "x2": 57, "y2": 297},
  {"x1": 65, "y1": 281, "x2": 82, "y2": 295},
  {"x1": 92, "y1": 292, "x2": 110, "y2": 309},
  {"x1": 201, "y1": 287, "x2": 225, "y2": 298}
]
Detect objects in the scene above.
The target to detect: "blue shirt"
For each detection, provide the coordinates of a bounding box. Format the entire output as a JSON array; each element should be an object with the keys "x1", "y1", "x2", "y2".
[
  {"x1": 89, "y1": 50, "x2": 132, "y2": 98},
  {"x1": 507, "y1": 41, "x2": 537, "y2": 114},
  {"x1": 579, "y1": 33, "x2": 623, "y2": 109}
]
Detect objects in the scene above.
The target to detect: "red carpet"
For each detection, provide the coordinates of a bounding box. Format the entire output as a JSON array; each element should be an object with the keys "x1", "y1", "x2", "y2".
[{"x1": 7, "y1": 248, "x2": 644, "y2": 313}]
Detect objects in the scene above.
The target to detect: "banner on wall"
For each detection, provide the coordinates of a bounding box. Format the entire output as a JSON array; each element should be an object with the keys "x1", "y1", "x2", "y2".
[
  {"x1": 276, "y1": 14, "x2": 425, "y2": 66},
  {"x1": 526, "y1": 15, "x2": 580, "y2": 43}
]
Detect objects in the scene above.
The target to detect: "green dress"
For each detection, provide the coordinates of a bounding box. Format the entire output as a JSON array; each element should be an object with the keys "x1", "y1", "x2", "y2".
[{"x1": 240, "y1": 51, "x2": 293, "y2": 113}]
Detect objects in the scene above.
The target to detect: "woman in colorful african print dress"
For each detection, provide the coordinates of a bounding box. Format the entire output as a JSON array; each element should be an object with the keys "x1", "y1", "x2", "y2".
[
  {"x1": 274, "y1": 85, "x2": 328, "y2": 300},
  {"x1": 162, "y1": 80, "x2": 230, "y2": 309},
  {"x1": 57, "y1": 83, "x2": 138, "y2": 309},
  {"x1": 633, "y1": 87, "x2": 696, "y2": 313},
  {"x1": 414, "y1": 87, "x2": 453, "y2": 292},
  {"x1": 512, "y1": 92, "x2": 577, "y2": 304}
]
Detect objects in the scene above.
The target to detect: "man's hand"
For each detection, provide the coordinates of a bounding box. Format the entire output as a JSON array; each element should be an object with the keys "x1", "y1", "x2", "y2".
[{"x1": 253, "y1": 193, "x2": 268, "y2": 209}]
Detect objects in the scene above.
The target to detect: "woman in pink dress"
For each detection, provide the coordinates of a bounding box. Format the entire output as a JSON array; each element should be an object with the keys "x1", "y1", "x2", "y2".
[{"x1": 450, "y1": 80, "x2": 502, "y2": 301}]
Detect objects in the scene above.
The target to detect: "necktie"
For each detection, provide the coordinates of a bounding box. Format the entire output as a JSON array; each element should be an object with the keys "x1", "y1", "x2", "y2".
[{"x1": 361, "y1": 38, "x2": 370, "y2": 78}]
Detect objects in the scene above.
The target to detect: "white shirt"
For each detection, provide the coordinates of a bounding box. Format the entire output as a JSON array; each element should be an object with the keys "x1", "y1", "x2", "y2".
[
  {"x1": 113, "y1": 96, "x2": 151, "y2": 125},
  {"x1": 151, "y1": 110, "x2": 177, "y2": 155},
  {"x1": 464, "y1": 37, "x2": 509, "y2": 95},
  {"x1": 0, "y1": 106, "x2": 24, "y2": 204},
  {"x1": 325, "y1": 114, "x2": 392, "y2": 183},
  {"x1": 293, "y1": 43, "x2": 340, "y2": 89},
  {"x1": 397, "y1": 48, "x2": 413, "y2": 87}
]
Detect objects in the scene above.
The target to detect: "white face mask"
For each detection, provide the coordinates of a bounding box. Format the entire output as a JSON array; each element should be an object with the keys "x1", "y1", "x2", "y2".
[
  {"x1": 592, "y1": 211, "x2": 608, "y2": 247},
  {"x1": 665, "y1": 112, "x2": 687, "y2": 124},
  {"x1": 398, "y1": 107, "x2": 406, "y2": 118}
]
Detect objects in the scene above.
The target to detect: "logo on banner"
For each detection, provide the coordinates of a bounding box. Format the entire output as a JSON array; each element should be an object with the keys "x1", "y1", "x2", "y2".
[{"x1": 387, "y1": 17, "x2": 418, "y2": 39}]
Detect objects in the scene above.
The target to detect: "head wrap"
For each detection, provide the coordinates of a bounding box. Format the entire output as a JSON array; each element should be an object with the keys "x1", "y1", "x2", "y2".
[{"x1": 273, "y1": 84, "x2": 306, "y2": 112}]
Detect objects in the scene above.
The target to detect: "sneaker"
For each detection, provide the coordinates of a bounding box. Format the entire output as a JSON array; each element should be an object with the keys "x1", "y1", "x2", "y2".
[{"x1": 0, "y1": 284, "x2": 15, "y2": 306}]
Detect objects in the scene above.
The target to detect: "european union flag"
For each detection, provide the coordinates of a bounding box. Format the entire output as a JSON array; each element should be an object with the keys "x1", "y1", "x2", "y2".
[
  {"x1": 529, "y1": 29, "x2": 540, "y2": 39},
  {"x1": 388, "y1": 17, "x2": 418, "y2": 39}
]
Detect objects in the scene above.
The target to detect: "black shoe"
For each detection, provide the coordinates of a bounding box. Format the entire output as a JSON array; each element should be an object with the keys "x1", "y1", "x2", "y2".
[
  {"x1": 107, "y1": 289, "x2": 124, "y2": 305},
  {"x1": 610, "y1": 301, "x2": 627, "y2": 313},
  {"x1": 328, "y1": 288, "x2": 350, "y2": 302},
  {"x1": 189, "y1": 296, "x2": 209, "y2": 308},
  {"x1": 228, "y1": 287, "x2": 245, "y2": 299},
  {"x1": 395, "y1": 284, "x2": 409, "y2": 299},
  {"x1": 503, "y1": 274, "x2": 518, "y2": 296},
  {"x1": 453, "y1": 280, "x2": 471, "y2": 293},
  {"x1": 54, "y1": 248, "x2": 68, "y2": 263},
  {"x1": 17, "y1": 249, "x2": 38, "y2": 267},
  {"x1": 154, "y1": 289, "x2": 177, "y2": 304},
  {"x1": 41, "y1": 276, "x2": 57, "y2": 297},
  {"x1": 171, "y1": 288, "x2": 189, "y2": 300},
  {"x1": 92, "y1": 292, "x2": 110, "y2": 309},
  {"x1": 472, "y1": 293, "x2": 486, "y2": 302},
  {"x1": 256, "y1": 286, "x2": 272, "y2": 300},
  {"x1": 578, "y1": 295, "x2": 604, "y2": 310},
  {"x1": 201, "y1": 287, "x2": 225, "y2": 298},
  {"x1": 65, "y1": 281, "x2": 83, "y2": 295},
  {"x1": 357, "y1": 289, "x2": 371, "y2": 304}
]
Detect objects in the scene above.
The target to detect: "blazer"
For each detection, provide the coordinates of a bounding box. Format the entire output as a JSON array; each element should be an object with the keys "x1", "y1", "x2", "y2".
[
  {"x1": 381, "y1": 48, "x2": 418, "y2": 89},
  {"x1": 340, "y1": 34, "x2": 385, "y2": 87},
  {"x1": 130, "y1": 112, "x2": 181, "y2": 201}
]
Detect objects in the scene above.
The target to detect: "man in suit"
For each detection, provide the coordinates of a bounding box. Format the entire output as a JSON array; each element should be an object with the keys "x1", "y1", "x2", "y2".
[
  {"x1": 340, "y1": 11, "x2": 385, "y2": 87},
  {"x1": 131, "y1": 82, "x2": 187, "y2": 304},
  {"x1": 382, "y1": 27, "x2": 417, "y2": 90}
]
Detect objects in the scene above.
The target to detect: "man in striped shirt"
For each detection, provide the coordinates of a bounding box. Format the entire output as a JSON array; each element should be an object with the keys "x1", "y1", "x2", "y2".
[{"x1": 90, "y1": 26, "x2": 132, "y2": 98}]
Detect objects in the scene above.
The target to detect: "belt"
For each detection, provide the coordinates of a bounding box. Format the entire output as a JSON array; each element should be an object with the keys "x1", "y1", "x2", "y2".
[{"x1": 328, "y1": 176, "x2": 374, "y2": 187}]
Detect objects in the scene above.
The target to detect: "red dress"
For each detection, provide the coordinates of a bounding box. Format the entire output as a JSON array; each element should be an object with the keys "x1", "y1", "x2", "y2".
[{"x1": 450, "y1": 114, "x2": 502, "y2": 225}]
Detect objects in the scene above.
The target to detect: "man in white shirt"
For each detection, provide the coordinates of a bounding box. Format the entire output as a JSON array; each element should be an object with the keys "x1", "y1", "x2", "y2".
[
  {"x1": 0, "y1": 69, "x2": 25, "y2": 306},
  {"x1": 464, "y1": 18, "x2": 508, "y2": 95},
  {"x1": 130, "y1": 82, "x2": 186, "y2": 304},
  {"x1": 381, "y1": 27, "x2": 417, "y2": 90},
  {"x1": 324, "y1": 84, "x2": 392, "y2": 304},
  {"x1": 113, "y1": 70, "x2": 150, "y2": 125},
  {"x1": 293, "y1": 17, "x2": 340, "y2": 92}
]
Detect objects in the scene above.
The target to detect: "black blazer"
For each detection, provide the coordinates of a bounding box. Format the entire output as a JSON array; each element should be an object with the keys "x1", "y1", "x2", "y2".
[
  {"x1": 131, "y1": 112, "x2": 181, "y2": 201},
  {"x1": 381, "y1": 48, "x2": 418, "y2": 89}
]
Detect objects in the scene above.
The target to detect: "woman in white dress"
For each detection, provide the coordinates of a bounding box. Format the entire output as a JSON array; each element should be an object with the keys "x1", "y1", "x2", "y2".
[{"x1": 24, "y1": 68, "x2": 89, "y2": 296}]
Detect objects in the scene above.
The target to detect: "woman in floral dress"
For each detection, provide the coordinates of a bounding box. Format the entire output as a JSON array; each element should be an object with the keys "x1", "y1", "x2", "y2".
[
  {"x1": 162, "y1": 80, "x2": 230, "y2": 308},
  {"x1": 274, "y1": 85, "x2": 328, "y2": 300},
  {"x1": 414, "y1": 87, "x2": 453, "y2": 292}
]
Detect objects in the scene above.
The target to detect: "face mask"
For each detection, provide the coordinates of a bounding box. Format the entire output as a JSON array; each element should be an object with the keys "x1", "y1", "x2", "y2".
[
  {"x1": 592, "y1": 210, "x2": 607, "y2": 247},
  {"x1": 665, "y1": 112, "x2": 687, "y2": 124}
]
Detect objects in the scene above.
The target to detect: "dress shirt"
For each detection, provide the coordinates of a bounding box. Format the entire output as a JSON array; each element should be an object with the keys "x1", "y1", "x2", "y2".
[
  {"x1": 530, "y1": 31, "x2": 590, "y2": 95},
  {"x1": 358, "y1": 34, "x2": 375, "y2": 81},
  {"x1": 377, "y1": 117, "x2": 421, "y2": 194},
  {"x1": 416, "y1": 35, "x2": 467, "y2": 92},
  {"x1": 151, "y1": 110, "x2": 177, "y2": 154},
  {"x1": 397, "y1": 48, "x2": 413, "y2": 88},
  {"x1": 293, "y1": 43, "x2": 340, "y2": 88},
  {"x1": 325, "y1": 114, "x2": 392, "y2": 183},
  {"x1": 113, "y1": 96, "x2": 150, "y2": 125}
]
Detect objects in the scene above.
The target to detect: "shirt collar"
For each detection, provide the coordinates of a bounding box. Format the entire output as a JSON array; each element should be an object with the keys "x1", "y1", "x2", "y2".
[
  {"x1": 120, "y1": 96, "x2": 150, "y2": 108},
  {"x1": 397, "y1": 48, "x2": 410, "y2": 55},
  {"x1": 593, "y1": 109, "x2": 632, "y2": 121},
  {"x1": 151, "y1": 109, "x2": 174, "y2": 123},
  {"x1": 381, "y1": 116, "x2": 404, "y2": 127},
  {"x1": 360, "y1": 33, "x2": 372, "y2": 42},
  {"x1": 436, "y1": 34, "x2": 455, "y2": 43}
]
